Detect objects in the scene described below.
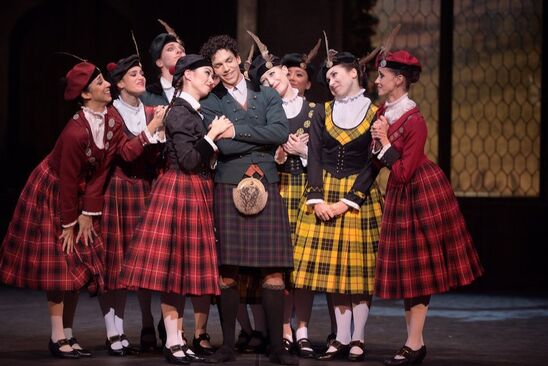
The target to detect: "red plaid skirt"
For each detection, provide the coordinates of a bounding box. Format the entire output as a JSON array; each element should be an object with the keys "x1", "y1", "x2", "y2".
[
  {"x1": 120, "y1": 169, "x2": 220, "y2": 296},
  {"x1": 0, "y1": 160, "x2": 105, "y2": 294},
  {"x1": 375, "y1": 160, "x2": 484, "y2": 299},
  {"x1": 102, "y1": 174, "x2": 151, "y2": 290}
]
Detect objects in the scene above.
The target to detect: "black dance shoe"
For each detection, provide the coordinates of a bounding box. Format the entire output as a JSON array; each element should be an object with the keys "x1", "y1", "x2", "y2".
[
  {"x1": 347, "y1": 340, "x2": 366, "y2": 362},
  {"x1": 384, "y1": 345, "x2": 427, "y2": 365},
  {"x1": 106, "y1": 335, "x2": 127, "y2": 356},
  {"x1": 193, "y1": 332, "x2": 216, "y2": 356},
  {"x1": 325, "y1": 333, "x2": 336, "y2": 348},
  {"x1": 282, "y1": 337, "x2": 294, "y2": 354},
  {"x1": 205, "y1": 345, "x2": 236, "y2": 363},
  {"x1": 180, "y1": 342, "x2": 205, "y2": 362},
  {"x1": 48, "y1": 338, "x2": 80, "y2": 359},
  {"x1": 295, "y1": 338, "x2": 315, "y2": 358},
  {"x1": 120, "y1": 334, "x2": 140, "y2": 355},
  {"x1": 163, "y1": 344, "x2": 191, "y2": 364},
  {"x1": 140, "y1": 326, "x2": 158, "y2": 352},
  {"x1": 240, "y1": 330, "x2": 267, "y2": 354},
  {"x1": 67, "y1": 337, "x2": 92, "y2": 357},
  {"x1": 316, "y1": 340, "x2": 349, "y2": 361}
]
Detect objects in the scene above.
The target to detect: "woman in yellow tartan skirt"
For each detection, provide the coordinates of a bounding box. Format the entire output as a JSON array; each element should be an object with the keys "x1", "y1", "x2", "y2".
[
  {"x1": 292, "y1": 50, "x2": 384, "y2": 362},
  {"x1": 250, "y1": 38, "x2": 322, "y2": 359}
]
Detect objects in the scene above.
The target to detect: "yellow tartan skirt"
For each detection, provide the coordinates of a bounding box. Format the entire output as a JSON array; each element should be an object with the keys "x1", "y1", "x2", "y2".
[
  {"x1": 279, "y1": 172, "x2": 307, "y2": 241},
  {"x1": 292, "y1": 170, "x2": 383, "y2": 294}
]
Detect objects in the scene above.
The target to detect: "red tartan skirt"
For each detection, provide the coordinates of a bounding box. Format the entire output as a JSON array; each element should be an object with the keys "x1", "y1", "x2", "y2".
[
  {"x1": 375, "y1": 160, "x2": 484, "y2": 299},
  {"x1": 0, "y1": 160, "x2": 105, "y2": 294},
  {"x1": 120, "y1": 169, "x2": 220, "y2": 296},
  {"x1": 102, "y1": 173, "x2": 151, "y2": 290}
]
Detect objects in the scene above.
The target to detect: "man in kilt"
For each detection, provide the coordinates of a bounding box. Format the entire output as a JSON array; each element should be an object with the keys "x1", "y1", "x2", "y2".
[{"x1": 200, "y1": 34, "x2": 298, "y2": 365}]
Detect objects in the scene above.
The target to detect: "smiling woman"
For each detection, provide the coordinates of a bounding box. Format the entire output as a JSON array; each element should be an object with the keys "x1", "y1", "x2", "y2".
[{"x1": 0, "y1": 60, "x2": 151, "y2": 359}]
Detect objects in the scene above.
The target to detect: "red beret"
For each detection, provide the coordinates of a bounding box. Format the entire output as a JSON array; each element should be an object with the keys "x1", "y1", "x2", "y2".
[
  {"x1": 376, "y1": 50, "x2": 421, "y2": 71},
  {"x1": 64, "y1": 62, "x2": 98, "y2": 101}
]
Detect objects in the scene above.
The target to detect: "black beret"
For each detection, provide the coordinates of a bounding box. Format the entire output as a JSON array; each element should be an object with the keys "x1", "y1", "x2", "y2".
[
  {"x1": 106, "y1": 54, "x2": 141, "y2": 84},
  {"x1": 318, "y1": 51, "x2": 358, "y2": 85},
  {"x1": 149, "y1": 33, "x2": 180, "y2": 62},
  {"x1": 281, "y1": 52, "x2": 316, "y2": 80},
  {"x1": 171, "y1": 54, "x2": 211, "y2": 87},
  {"x1": 247, "y1": 54, "x2": 281, "y2": 87}
]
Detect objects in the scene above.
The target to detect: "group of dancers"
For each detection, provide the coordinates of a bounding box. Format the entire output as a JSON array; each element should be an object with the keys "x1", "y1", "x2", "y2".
[{"x1": 0, "y1": 20, "x2": 483, "y2": 365}]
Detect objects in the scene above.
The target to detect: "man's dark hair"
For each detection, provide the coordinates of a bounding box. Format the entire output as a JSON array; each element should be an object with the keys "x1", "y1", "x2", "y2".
[{"x1": 200, "y1": 34, "x2": 239, "y2": 61}]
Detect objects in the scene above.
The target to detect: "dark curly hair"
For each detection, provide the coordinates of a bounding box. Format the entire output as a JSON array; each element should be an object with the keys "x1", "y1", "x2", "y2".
[{"x1": 200, "y1": 34, "x2": 239, "y2": 61}]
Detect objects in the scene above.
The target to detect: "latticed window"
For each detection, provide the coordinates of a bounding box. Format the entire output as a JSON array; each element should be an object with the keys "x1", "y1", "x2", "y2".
[{"x1": 371, "y1": 0, "x2": 541, "y2": 197}]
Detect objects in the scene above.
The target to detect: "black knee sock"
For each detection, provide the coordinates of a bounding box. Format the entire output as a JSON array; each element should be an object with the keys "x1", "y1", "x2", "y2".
[
  {"x1": 219, "y1": 286, "x2": 239, "y2": 348},
  {"x1": 262, "y1": 288, "x2": 285, "y2": 354}
]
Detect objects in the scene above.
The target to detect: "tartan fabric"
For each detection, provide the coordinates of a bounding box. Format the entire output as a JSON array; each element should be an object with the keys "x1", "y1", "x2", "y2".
[
  {"x1": 375, "y1": 160, "x2": 484, "y2": 299},
  {"x1": 279, "y1": 171, "x2": 307, "y2": 241},
  {"x1": 214, "y1": 182, "x2": 293, "y2": 268},
  {"x1": 292, "y1": 170, "x2": 383, "y2": 294},
  {"x1": 0, "y1": 160, "x2": 105, "y2": 294},
  {"x1": 101, "y1": 174, "x2": 151, "y2": 290},
  {"x1": 324, "y1": 101, "x2": 378, "y2": 145},
  {"x1": 120, "y1": 169, "x2": 220, "y2": 296}
]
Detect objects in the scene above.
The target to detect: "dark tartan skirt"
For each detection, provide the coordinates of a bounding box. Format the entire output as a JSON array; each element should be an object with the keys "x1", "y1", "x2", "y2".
[
  {"x1": 375, "y1": 160, "x2": 484, "y2": 299},
  {"x1": 292, "y1": 171, "x2": 383, "y2": 294},
  {"x1": 214, "y1": 182, "x2": 293, "y2": 268},
  {"x1": 279, "y1": 172, "x2": 307, "y2": 241},
  {"x1": 120, "y1": 169, "x2": 220, "y2": 296},
  {"x1": 0, "y1": 160, "x2": 105, "y2": 294},
  {"x1": 102, "y1": 174, "x2": 151, "y2": 290}
]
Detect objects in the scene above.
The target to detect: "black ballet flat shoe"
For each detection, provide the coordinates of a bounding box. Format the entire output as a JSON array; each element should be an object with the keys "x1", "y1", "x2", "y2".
[
  {"x1": 235, "y1": 330, "x2": 251, "y2": 352},
  {"x1": 106, "y1": 335, "x2": 127, "y2": 356},
  {"x1": 163, "y1": 344, "x2": 191, "y2": 364},
  {"x1": 193, "y1": 332, "x2": 216, "y2": 356},
  {"x1": 120, "y1": 334, "x2": 140, "y2": 355},
  {"x1": 49, "y1": 338, "x2": 80, "y2": 359},
  {"x1": 269, "y1": 349, "x2": 299, "y2": 365},
  {"x1": 204, "y1": 345, "x2": 236, "y2": 363},
  {"x1": 316, "y1": 340, "x2": 349, "y2": 361},
  {"x1": 347, "y1": 340, "x2": 366, "y2": 362},
  {"x1": 282, "y1": 337, "x2": 294, "y2": 354},
  {"x1": 240, "y1": 330, "x2": 267, "y2": 354},
  {"x1": 384, "y1": 345, "x2": 427, "y2": 365},
  {"x1": 67, "y1": 337, "x2": 92, "y2": 357},
  {"x1": 325, "y1": 333, "x2": 336, "y2": 348},
  {"x1": 180, "y1": 342, "x2": 205, "y2": 362},
  {"x1": 295, "y1": 338, "x2": 315, "y2": 358},
  {"x1": 140, "y1": 326, "x2": 158, "y2": 352}
]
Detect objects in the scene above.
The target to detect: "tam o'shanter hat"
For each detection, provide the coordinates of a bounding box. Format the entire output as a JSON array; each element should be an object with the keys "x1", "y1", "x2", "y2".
[
  {"x1": 149, "y1": 19, "x2": 185, "y2": 62},
  {"x1": 170, "y1": 54, "x2": 212, "y2": 87},
  {"x1": 281, "y1": 38, "x2": 321, "y2": 79},
  {"x1": 246, "y1": 30, "x2": 281, "y2": 86},
  {"x1": 58, "y1": 52, "x2": 101, "y2": 101},
  {"x1": 317, "y1": 31, "x2": 358, "y2": 85}
]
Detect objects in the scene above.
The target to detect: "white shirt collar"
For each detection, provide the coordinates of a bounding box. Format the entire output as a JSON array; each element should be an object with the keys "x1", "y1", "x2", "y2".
[
  {"x1": 113, "y1": 97, "x2": 146, "y2": 136},
  {"x1": 225, "y1": 75, "x2": 248, "y2": 106},
  {"x1": 160, "y1": 76, "x2": 175, "y2": 103},
  {"x1": 282, "y1": 88, "x2": 303, "y2": 119},
  {"x1": 332, "y1": 89, "x2": 371, "y2": 129},
  {"x1": 179, "y1": 91, "x2": 201, "y2": 112},
  {"x1": 384, "y1": 93, "x2": 416, "y2": 124},
  {"x1": 81, "y1": 106, "x2": 107, "y2": 149}
]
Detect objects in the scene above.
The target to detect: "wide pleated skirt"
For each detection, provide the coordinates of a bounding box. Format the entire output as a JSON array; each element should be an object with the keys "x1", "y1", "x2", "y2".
[
  {"x1": 102, "y1": 174, "x2": 151, "y2": 290},
  {"x1": 292, "y1": 170, "x2": 383, "y2": 294},
  {"x1": 0, "y1": 159, "x2": 104, "y2": 295},
  {"x1": 120, "y1": 169, "x2": 220, "y2": 296},
  {"x1": 375, "y1": 160, "x2": 484, "y2": 299}
]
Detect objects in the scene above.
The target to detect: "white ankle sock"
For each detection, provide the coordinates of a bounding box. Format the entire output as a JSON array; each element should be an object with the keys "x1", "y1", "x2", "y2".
[
  {"x1": 104, "y1": 308, "x2": 122, "y2": 350},
  {"x1": 326, "y1": 306, "x2": 351, "y2": 352},
  {"x1": 114, "y1": 315, "x2": 128, "y2": 346},
  {"x1": 164, "y1": 317, "x2": 184, "y2": 357}
]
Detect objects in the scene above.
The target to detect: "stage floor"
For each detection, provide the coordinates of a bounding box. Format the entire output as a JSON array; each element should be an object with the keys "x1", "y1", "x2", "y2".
[{"x1": 0, "y1": 286, "x2": 546, "y2": 365}]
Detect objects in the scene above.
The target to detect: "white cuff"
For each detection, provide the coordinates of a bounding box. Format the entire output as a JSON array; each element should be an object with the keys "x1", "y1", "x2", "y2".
[
  {"x1": 306, "y1": 198, "x2": 324, "y2": 206},
  {"x1": 300, "y1": 146, "x2": 308, "y2": 167},
  {"x1": 61, "y1": 220, "x2": 78, "y2": 229},
  {"x1": 82, "y1": 211, "x2": 102, "y2": 216},
  {"x1": 341, "y1": 198, "x2": 360, "y2": 211},
  {"x1": 377, "y1": 143, "x2": 392, "y2": 159},
  {"x1": 204, "y1": 135, "x2": 219, "y2": 152}
]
